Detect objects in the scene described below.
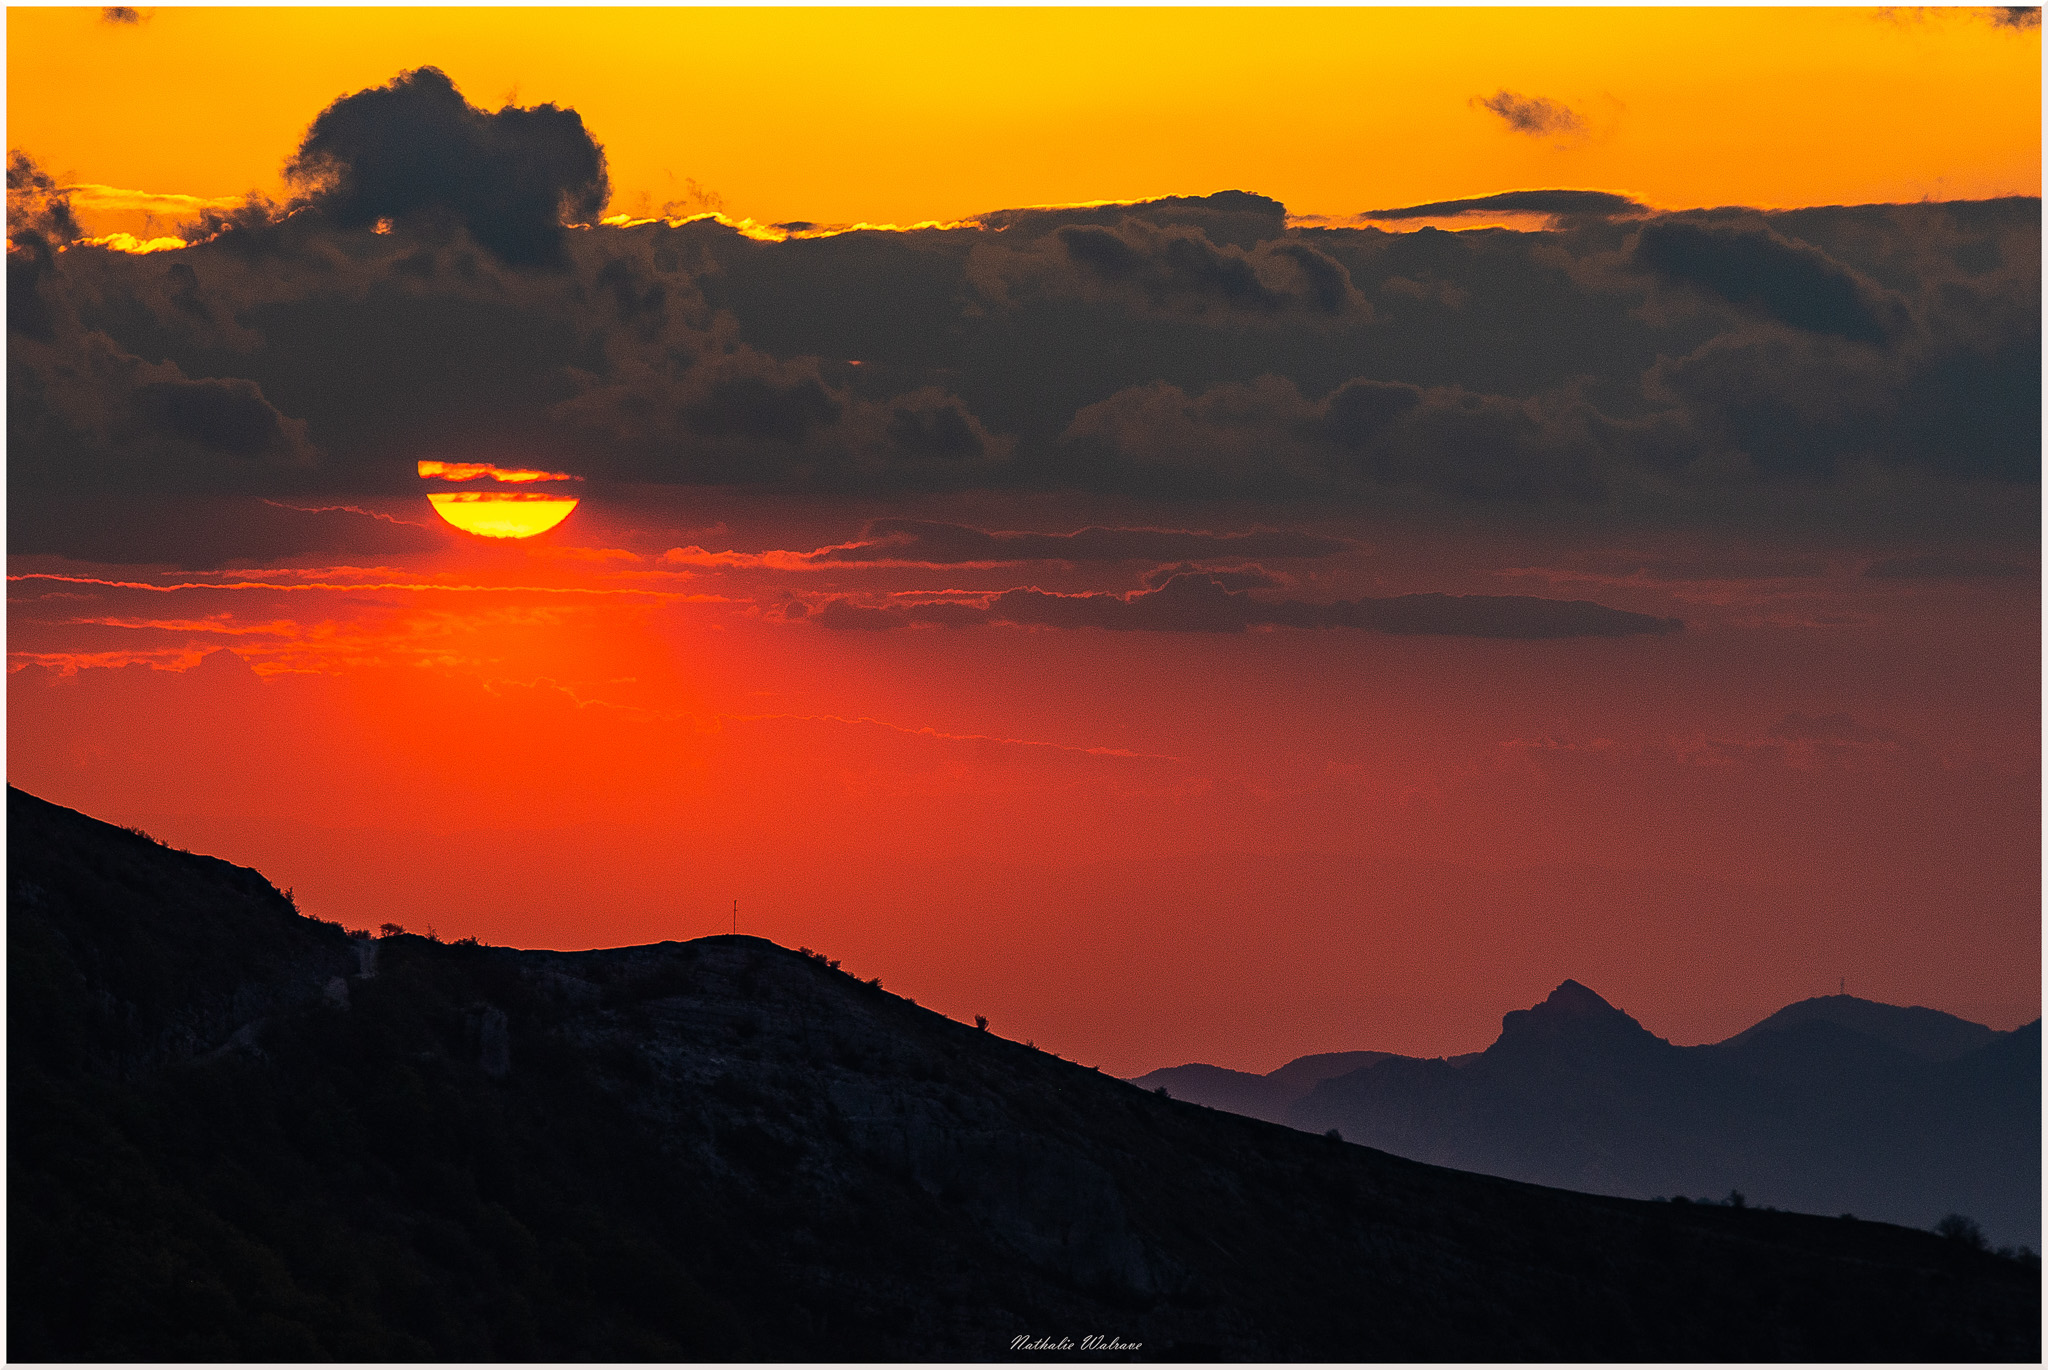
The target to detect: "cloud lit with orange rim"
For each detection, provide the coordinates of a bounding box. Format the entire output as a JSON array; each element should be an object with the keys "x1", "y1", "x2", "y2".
[{"x1": 419, "y1": 460, "x2": 581, "y2": 538}]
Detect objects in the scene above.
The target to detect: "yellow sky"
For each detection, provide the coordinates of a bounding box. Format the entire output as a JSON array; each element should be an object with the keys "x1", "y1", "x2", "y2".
[{"x1": 8, "y1": 6, "x2": 2041, "y2": 234}]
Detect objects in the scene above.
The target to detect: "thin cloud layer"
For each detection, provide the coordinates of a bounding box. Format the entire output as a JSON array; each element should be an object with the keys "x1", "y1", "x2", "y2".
[
  {"x1": 1863, "y1": 554, "x2": 2035, "y2": 579},
  {"x1": 662, "y1": 521, "x2": 1349, "y2": 573},
  {"x1": 807, "y1": 520, "x2": 1350, "y2": 566},
  {"x1": 817, "y1": 573, "x2": 1682, "y2": 638},
  {"x1": 1363, "y1": 189, "x2": 1644, "y2": 220}
]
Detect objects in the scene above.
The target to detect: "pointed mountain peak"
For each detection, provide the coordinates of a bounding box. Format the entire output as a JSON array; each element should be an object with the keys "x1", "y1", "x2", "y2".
[
  {"x1": 1490, "y1": 978, "x2": 1665, "y2": 1056},
  {"x1": 1542, "y1": 979, "x2": 1616, "y2": 1016}
]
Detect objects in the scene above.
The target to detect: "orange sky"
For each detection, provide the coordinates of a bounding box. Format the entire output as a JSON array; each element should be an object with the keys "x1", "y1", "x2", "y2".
[{"x1": 10, "y1": 6, "x2": 2041, "y2": 235}]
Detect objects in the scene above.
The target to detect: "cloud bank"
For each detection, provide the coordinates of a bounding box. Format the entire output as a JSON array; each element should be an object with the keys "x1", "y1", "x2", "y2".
[{"x1": 5, "y1": 66, "x2": 2037, "y2": 567}]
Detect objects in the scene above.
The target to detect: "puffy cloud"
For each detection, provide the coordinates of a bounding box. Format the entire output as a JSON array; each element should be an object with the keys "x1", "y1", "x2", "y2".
[
  {"x1": 969, "y1": 216, "x2": 1365, "y2": 320},
  {"x1": 886, "y1": 400, "x2": 985, "y2": 461},
  {"x1": 1644, "y1": 311, "x2": 2040, "y2": 484},
  {"x1": 681, "y1": 372, "x2": 842, "y2": 444},
  {"x1": 131, "y1": 377, "x2": 314, "y2": 463},
  {"x1": 817, "y1": 572, "x2": 1681, "y2": 638},
  {"x1": 1631, "y1": 218, "x2": 1906, "y2": 345},
  {"x1": 553, "y1": 342, "x2": 1011, "y2": 488},
  {"x1": 7, "y1": 153, "x2": 81, "y2": 341},
  {"x1": 286, "y1": 67, "x2": 608, "y2": 270},
  {"x1": 11, "y1": 309, "x2": 319, "y2": 500},
  {"x1": 1062, "y1": 373, "x2": 1632, "y2": 501}
]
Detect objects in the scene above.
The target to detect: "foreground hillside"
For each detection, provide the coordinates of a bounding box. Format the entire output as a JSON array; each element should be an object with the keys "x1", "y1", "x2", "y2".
[
  {"x1": 1140, "y1": 980, "x2": 2040, "y2": 1251},
  {"x1": 9, "y1": 787, "x2": 2039, "y2": 1360}
]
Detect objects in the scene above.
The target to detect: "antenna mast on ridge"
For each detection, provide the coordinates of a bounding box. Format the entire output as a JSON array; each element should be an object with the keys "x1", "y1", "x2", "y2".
[{"x1": 733, "y1": 899, "x2": 738, "y2": 936}]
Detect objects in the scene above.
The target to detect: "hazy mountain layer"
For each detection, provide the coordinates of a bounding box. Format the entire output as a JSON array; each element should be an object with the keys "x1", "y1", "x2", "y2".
[
  {"x1": 10, "y1": 787, "x2": 2037, "y2": 1360},
  {"x1": 1139, "y1": 979, "x2": 2039, "y2": 1249},
  {"x1": 1131, "y1": 1050, "x2": 1398, "y2": 1124}
]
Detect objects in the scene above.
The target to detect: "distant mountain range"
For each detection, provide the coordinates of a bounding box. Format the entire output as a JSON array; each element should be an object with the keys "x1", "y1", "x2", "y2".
[
  {"x1": 1134, "y1": 979, "x2": 2041, "y2": 1249},
  {"x1": 10, "y1": 786, "x2": 2037, "y2": 1360}
]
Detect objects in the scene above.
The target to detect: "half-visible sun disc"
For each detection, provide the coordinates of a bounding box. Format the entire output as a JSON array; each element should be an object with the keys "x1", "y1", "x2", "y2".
[{"x1": 429, "y1": 491, "x2": 579, "y2": 539}]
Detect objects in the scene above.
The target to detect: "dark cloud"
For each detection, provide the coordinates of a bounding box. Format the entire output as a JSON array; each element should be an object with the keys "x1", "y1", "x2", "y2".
[
  {"x1": 978, "y1": 190, "x2": 1288, "y2": 250},
  {"x1": 1363, "y1": 190, "x2": 1643, "y2": 221},
  {"x1": 1063, "y1": 374, "x2": 1624, "y2": 502},
  {"x1": 816, "y1": 597, "x2": 989, "y2": 631},
  {"x1": 885, "y1": 400, "x2": 985, "y2": 461},
  {"x1": 818, "y1": 573, "x2": 1681, "y2": 638},
  {"x1": 1645, "y1": 308, "x2": 2039, "y2": 485},
  {"x1": 1863, "y1": 554, "x2": 2035, "y2": 579},
  {"x1": 553, "y1": 339, "x2": 1010, "y2": 489},
  {"x1": 286, "y1": 66, "x2": 608, "y2": 270},
  {"x1": 1328, "y1": 593, "x2": 1681, "y2": 638},
  {"x1": 681, "y1": 374, "x2": 842, "y2": 444},
  {"x1": 970, "y1": 217, "x2": 1364, "y2": 319},
  {"x1": 1888, "y1": 326, "x2": 2041, "y2": 482},
  {"x1": 131, "y1": 377, "x2": 312, "y2": 462},
  {"x1": 5, "y1": 64, "x2": 2037, "y2": 569},
  {"x1": 27, "y1": 185, "x2": 2040, "y2": 534},
  {"x1": 7, "y1": 153, "x2": 82, "y2": 341},
  {"x1": 1471, "y1": 90, "x2": 1587, "y2": 138},
  {"x1": 811, "y1": 520, "x2": 1349, "y2": 565},
  {"x1": 1632, "y1": 219, "x2": 1905, "y2": 345},
  {"x1": 1991, "y1": 7, "x2": 2041, "y2": 29},
  {"x1": 100, "y1": 6, "x2": 144, "y2": 22},
  {"x1": 1523, "y1": 554, "x2": 1829, "y2": 582}
]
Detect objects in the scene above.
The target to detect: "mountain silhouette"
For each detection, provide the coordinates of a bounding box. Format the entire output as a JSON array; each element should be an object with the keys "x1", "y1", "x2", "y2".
[
  {"x1": 1721, "y1": 992, "x2": 2002, "y2": 1060},
  {"x1": 1135, "y1": 1050, "x2": 1397, "y2": 1123},
  {"x1": 1139, "y1": 977, "x2": 2039, "y2": 1251},
  {"x1": 9, "y1": 786, "x2": 2038, "y2": 1360}
]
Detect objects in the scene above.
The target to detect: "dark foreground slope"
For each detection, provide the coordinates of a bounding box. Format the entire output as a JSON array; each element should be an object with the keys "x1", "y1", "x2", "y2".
[{"x1": 10, "y1": 788, "x2": 2039, "y2": 1361}]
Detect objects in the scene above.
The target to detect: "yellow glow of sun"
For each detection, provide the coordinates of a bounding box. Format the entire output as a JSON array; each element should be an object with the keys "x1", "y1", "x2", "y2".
[{"x1": 428, "y1": 491, "x2": 580, "y2": 539}]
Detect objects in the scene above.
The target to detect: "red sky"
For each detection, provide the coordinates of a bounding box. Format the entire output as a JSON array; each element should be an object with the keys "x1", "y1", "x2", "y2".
[
  {"x1": 7, "y1": 11, "x2": 2039, "y2": 1076},
  {"x1": 10, "y1": 488, "x2": 2036, "y2": 1074}
]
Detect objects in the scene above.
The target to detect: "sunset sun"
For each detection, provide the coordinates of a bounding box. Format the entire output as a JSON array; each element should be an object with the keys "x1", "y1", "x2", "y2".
[
  {"x1": 426, "y1": 491, "x2": 580, "y2": 538},
  {"x1": 419, "y1": 459, "x2": 580, "y2": 537}
]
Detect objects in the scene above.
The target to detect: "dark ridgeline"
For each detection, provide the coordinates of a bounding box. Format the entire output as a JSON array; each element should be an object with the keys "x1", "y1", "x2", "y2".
[
  {"x1": 9, "y1": 786, "x2": 2039, "y2": 1361},
  {"x1": 1138, "y1": 981, "x2": 2041, "y2": 1254}
]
